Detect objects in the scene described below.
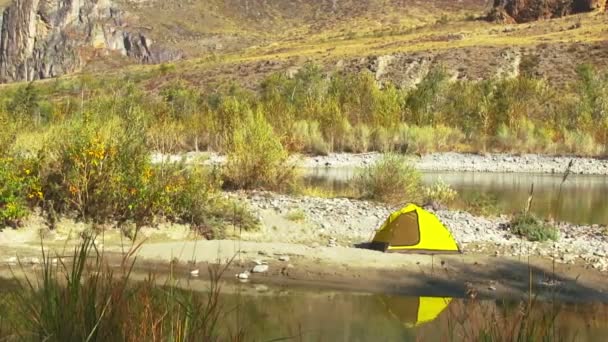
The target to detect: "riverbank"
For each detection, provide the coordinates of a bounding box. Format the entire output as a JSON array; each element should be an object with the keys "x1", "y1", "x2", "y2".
[
  {"x1": 152, "y1": 152, "x2": 608, "y2": 175},
  {"x1": 1, "y1": 190, "x2": 607, "y2": 302}
]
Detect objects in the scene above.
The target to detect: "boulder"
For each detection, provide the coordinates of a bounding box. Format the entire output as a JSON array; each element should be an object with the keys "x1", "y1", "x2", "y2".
[
  {"x1": 0, "y1": 0, "x2": 181, "y2": 83},
  {"x1": 489, "y1": 0, "x2": 606, "y2": 23}
]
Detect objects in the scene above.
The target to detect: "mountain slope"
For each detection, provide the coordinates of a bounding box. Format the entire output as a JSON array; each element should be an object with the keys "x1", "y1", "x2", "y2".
[{"x1": 0, "y1": 0, "x2": 606, "y2": 86}]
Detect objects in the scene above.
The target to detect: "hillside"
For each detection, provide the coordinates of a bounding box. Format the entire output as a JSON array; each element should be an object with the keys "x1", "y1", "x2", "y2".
[{"x1": 0, "y1": 0, "x2": 606, "y2": 87}]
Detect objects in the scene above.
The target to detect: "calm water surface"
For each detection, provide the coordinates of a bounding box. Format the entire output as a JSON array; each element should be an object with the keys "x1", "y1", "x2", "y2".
[
  {"x1": 304, "y1": 168, "x2": 608, "y2": 225},
  {"x1": 218, "y1": 286, "x2": 608, "y2": 341}
]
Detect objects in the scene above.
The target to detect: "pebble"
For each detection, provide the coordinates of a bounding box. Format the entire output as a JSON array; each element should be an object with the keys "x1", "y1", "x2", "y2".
[
  {"x1": 237, "y1": 188, "x2": 608, "y2": 272},
  {"x1": 29, "y1": 257, "x2": 40, "y2": 265},
  {"x1": 252, "y1": 264, "x2": 269, "y2": 273},
  {"x1": 237, "y1": 271, "x2": 250, "y2": 279},
  {"x1": 278, "y1": 255, "x2": 290, "y2": 262},
  {"x1": 190, "y1": 269, "x2": 200, "y2": 277}
]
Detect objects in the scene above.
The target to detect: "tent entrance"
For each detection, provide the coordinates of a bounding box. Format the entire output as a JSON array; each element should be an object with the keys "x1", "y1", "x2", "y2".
[{"x1": 389, "y1": 211, "x2": 420, "y2": 247}]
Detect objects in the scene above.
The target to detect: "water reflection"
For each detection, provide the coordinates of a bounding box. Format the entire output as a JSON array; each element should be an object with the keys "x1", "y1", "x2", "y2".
[
  {"x1": 303, "y1": 168, "x2": 608, "y2": 225},
  {"x1": 379, "y1": 296, "x2": 452, "y2": 328},
  {"x1": 216, "y1": 286, "x2": 608, "y2": 341}
]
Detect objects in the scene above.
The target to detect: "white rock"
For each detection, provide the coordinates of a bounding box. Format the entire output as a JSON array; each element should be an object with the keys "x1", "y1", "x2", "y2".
[
  {"x1": 237, "y1": 271, "x2": 250, "y2": 279},
  {"x1": 190, "y1": 269, "x2": 200, "y2": 277},
  {"x1": 279, "y1": 255, "x2": 290, "y2": 262},
  {"x1": 252, "y1": 264, "x2": 269, "y2": 273},
  {"x1": 29, "y1": 257, "x2": 40, "y2": 265},
  {"x1": 5, "y1": 257, "x2": 17, "y2": 265}
]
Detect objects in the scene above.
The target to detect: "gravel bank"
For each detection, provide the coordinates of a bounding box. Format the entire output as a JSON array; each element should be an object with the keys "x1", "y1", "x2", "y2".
[
  {"x1": 237, "y1": 192, "x2": 608, "y2": 272},
  {"x1": 303, "y1": 152, "x2": 608, "y2": 175},
  {"x1": 152, "y1": 152, "x2": 608, "y2": 175}
]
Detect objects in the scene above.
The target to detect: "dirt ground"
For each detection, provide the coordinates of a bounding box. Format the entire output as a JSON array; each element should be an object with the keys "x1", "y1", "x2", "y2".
[{"x1": 3, "y1": 238, "x2": 608, "y2": 304}]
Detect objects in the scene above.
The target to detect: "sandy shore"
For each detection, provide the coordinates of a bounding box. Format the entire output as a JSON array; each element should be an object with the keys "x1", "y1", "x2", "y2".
[
  {"x1": 1, "y1": 190, "x2": 607, "y2": 301},
  {"x1": 152, "y1": 152, "x2": 608, "y2": 175}
]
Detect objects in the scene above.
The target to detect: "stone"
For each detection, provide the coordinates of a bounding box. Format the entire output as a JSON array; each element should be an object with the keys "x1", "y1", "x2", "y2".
[
  {"x1": 5, "y1": 257, "x2": 17, "y2": 265},
  {"x1": 237, "y1": 271, "x2": 250, "y2": 279},
  {"x1": 279, "y1": 255, "x2": 290, "y2": 262},
  {"x1": 0, "y1": 0, "x2": 182, "y2": 83},
  {"x1": 190, "y1": 269, "x2": 200, "y2": 277},
  {"x1": 29, "y1": 257, "x2": 40, "y2": 265},
  {"x1": 252, "y1": 264, "x2": 269, "y2": 273}
]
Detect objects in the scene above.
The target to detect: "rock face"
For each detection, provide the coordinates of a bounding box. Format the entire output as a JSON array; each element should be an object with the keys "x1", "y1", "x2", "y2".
[
  {"x1": 491, "y1": 0, "x2": 607, "y2": 23},
  {"x1": 0, "y1": 0, "x2": 180, "y2": 82}
]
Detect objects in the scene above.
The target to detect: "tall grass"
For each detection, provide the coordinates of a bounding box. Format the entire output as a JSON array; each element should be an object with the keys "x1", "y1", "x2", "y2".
[{"x1": 4, "y1": 235, "x2": 244, "y2": 341}]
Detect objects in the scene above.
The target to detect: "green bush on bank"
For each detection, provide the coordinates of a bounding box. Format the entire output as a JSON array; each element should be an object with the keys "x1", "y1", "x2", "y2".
[
  {"x1": 510, "y1": 213, "x2": 559, "y2": 242},
  {"x1": 4, "y1": 62, "x2": 608, "y2": 158},
  {"x1": 354, "y1": 154, "x2": 421, "y2": 204},
  {"x1": 0, "y1": 157, "x2": 41, "y2": 227},
  {"x1": 0, "y1": 108, "x2": 257, "y2": 232},
  {"x1": 223, "y1": 108, "x2": 297, "y2": 191}
]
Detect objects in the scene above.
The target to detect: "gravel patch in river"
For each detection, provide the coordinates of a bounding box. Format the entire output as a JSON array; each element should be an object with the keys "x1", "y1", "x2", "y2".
[
  {"x1": 238, "y1": 192, "x2": 608, "y2": 271},
  {"x1": 152, "y1": 152, "x2": 608, "y2": 175}
]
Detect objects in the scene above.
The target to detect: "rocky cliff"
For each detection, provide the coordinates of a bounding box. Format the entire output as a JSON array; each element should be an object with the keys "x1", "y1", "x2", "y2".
[
  {"x1": 0, "y1": 0, "x2": 180, "y2": 83},
  {"x1": 490, "y1": 0, "x2": 607, "y2": 23}
]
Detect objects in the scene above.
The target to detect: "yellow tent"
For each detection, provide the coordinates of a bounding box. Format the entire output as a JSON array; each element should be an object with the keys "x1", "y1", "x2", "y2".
[
  {"x1": 380, "y1": 296, "x2": 452, "y2": 328},
  {"x1": 371, "y1": 204, "x2": 460, "y2": 253}
]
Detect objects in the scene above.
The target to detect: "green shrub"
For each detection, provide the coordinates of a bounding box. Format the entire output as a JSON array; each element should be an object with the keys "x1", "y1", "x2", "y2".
[
  {"x1": 292, "y1": 120, "x2": 330, "y2": 155},
  {"x1": 510, "y1": 213, "x2": 558, "y2": 242},
  {"x1": 285, "y1": 209, "x2": 306, "y2": 222},
  {"x1": 354, "y1": 154, "x2": 421, "y2": 204},
  {"x1": 0, "y1": 157, "x2": 41, "y2": 227},
  {"x1": 370, "y1": 126, "x2": 393, "y2": 152},
  {"x1": 41, "y1": 115, "x2": 149, "y2": 222},
  {"x1": 223, "y1": 109, "x2": 297, "y2": 190},
  {"x1": 562, "y1": 130, "x2": 601, "y2": 156},
  {"x1": 423, "y1": 178, "x2": 458, "y2": 206},
  {"x1": 396, "y1": 124, "x2": 464, "y2": 154},
  {"x1": 348, "y1": 123, "x2": 371, "y2": 153},
  {"x1": 38, "y1": 113, "x2": 251, "y2": 231},
  {"x1": 462, "y1": 193, "x2": 501, "y2": 217}
]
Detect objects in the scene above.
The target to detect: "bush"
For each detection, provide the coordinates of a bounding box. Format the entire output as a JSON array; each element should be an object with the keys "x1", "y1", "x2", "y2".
[
  {"x1": 396, "y1": 124, "x2": 464, "y2": 154},
  {"x1": 510, "y1": 213, "x2": 558, "y2": 242},
  {"x1": 462, "y1": 193, "x2": 501, "y2": 217},
  {"x1": 562, "y1": 130, "x2": 602, "y2": 156},
  {"x1": 223, "y1": 109, "x2": 297, "y2": 191},
  {"x1": 285, "y1": 209, "x2": 306, "y2": 222},
  {"x1": 292, "y1": 120, "x2": 330, "y2": 155},
  {"x1": 348, "y1": 123, "x2": 371, "y2": 153},
  {"x1": 0, "y1": 157, "x2": 41, "y2": 228},
  {"x1": 423, "y1": 178, "x2": 458, "y2": 206},
  {"x1": 370, "y1": 126, "x2": 393, "y2": 152},
  {"x1": 41, "y1": 115, "x2": 150, "y2": 222},
  {"x1": 37, "y1": 113, "x2": 253, "y2": 231},
  {"x1": 354, "y1": 154, "x2": 421, "y2": 204}
]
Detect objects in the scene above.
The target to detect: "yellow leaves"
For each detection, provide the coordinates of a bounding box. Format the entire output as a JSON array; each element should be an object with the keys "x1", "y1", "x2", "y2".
[
  {"x1": 69, "y1": 185, "x2": 79, "y2": 195},
  {"x1": 26, "y1": 191, "x2": 43, "y2": 200}
]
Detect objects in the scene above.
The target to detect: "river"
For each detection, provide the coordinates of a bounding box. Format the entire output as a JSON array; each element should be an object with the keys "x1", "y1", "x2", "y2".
[
  {"x1": 217, "y1": 284, "x2": 608, "y2": 341},
  {"x1": 303, "y1": 168, "x2": 608, "y2": 225}
]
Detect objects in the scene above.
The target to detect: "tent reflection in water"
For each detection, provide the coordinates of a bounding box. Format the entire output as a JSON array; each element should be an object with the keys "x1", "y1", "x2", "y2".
[
  {"x1": 370, "y1": 204, "x2": 461, "y2": 254},
  {"x1": 380, "y1": 296, "x2": 453, "y2": 328}
]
